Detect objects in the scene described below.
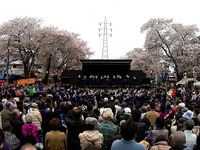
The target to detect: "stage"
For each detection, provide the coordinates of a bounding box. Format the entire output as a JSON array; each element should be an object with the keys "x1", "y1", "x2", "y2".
[{"x1": 61, "y1": 59, "x2": 146, "y2": 87}]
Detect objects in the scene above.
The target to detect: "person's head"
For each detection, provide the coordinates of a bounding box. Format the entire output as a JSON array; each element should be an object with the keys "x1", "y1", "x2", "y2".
[
  {"x1": 177, "y1": 117, "x2": 186, "y2": 128},
  {"x1": 185, "y1": 119, "x2": 194, "y2": 130},
  {"x1": 131, "y1": 109, "x2": 142, "y2": 122},
  {"x1": 124, "y1": 107, "x2": 131, "y2": 116},
  {"x1": 73, "y1": 107, "x2": 82, "y2": 120},
  {"x1": 120, "y1": 118, "x2": 138, "y2": 140},
  {"x1": 103, "y1": 109, "x2": 114, "y2": 121},
  {"x1": 12, "y1": 108, "x2": 21, "y2": 119},
  {"x1": 155, "y1": 117, "x2": 165, "y2": 129},
  {"x1": 141, "y1": 106, "x2": 148, "y2": 113},
  {"x1": 159, "y1": 105, "x2": 166, "y2": 113},
  {"x1": 114, "y1": 99, "x2": 120, "y2": 105},
  {"x1": 20, "y1": 143, "x2": 37, "y2": 150},
  {"x1": 87, "y1": 105, "x2": 93, "y2": 112},
  {"x1": 25, "y1": 114, "x2": 33, "y2": 123},
  {"x1": 93, "y1": 108, "x2": 100, "y2": 117},
  {"x1": 12, "y1": 97, "x2": 19, "y2": 103},
  {"x1": 2, "y1": 122, "x2": 12, "y2": 132},
  {"x1": 85, "y1": 117, "x2": 98, "y2": 130},
  {"x1": 60, "y1": 102, "x2": 67, "y2": 113},
  {"x1": 31, "y1": 102, "x2": 38, "y2": 109},
  {"x1": 169, "y1": 131, "x2": 186, "y2": 148},
  {"x1": 150, "y1": 101, "x2": 156, "y2": 110},
  {"x1": 49, "y1": 118, "x2": 61, "y2": 130},
  {"x1": 193, "y1": 107, "x2": 199, "y2": 117}
]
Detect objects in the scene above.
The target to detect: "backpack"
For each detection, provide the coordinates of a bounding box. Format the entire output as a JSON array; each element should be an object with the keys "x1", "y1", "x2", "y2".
[{"x1": 25, "y1": 127, "x2": 37, "y2": 145}]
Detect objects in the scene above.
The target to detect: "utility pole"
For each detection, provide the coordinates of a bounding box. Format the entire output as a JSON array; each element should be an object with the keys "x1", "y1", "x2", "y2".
[{"x1": 99, "y1": 17, "x2": 112, "y2": 59}]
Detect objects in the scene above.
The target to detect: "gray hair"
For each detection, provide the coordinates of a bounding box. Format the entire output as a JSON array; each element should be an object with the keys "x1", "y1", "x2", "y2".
[
  {"x1": 185, "y1": 119, "x2": 194, "y2": 130},
  {"x1": 169, "y1": 131, "x2": 186, "y2": 148},
  {"x1": 20, "y1": 143, "x2": 36, "y2": 150}
]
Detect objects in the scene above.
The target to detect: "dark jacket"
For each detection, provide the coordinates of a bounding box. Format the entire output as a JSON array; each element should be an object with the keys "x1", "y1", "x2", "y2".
[
  {"x1": 1, "y1": 108, "x2": 13, "y2": 125},
  {"x1": 65, "y1": 117, "x2": 86, "y2": 150},
  {"x1": 10, "y1": 118, "x2": 25, "y2": 146},
  {"x1": 118, "y1": 114, "x2": 131, "y2": 124},
  {"x1": 135, "y1": 122, "x2": 146, "y2": 142},
  {"x1": 110, "y1": 134, "x2": 122, "y2": 146}
]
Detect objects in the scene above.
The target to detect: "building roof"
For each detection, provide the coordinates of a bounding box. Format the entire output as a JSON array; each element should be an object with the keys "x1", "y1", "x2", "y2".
[{"x1": 80, "y1": 59, "x2": 132, "y2": 65}]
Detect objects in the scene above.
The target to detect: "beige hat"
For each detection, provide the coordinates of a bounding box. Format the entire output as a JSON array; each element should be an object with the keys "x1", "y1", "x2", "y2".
[
  {"x1": 103, "y1": 110, "x2": 114, "y2": 119},
  {"x1": 25, "y1": 114, "x2": 33, "y2": 123},
  {"x1": 31, "y1": 102, "x2": 38, "y2": 108}
]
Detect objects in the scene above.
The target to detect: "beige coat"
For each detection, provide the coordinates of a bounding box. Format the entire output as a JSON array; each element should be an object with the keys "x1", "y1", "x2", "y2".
[
  {"x1": 145, "y1": 110, "x2": 160, "y2": 127},
  {"x1": 150, "y1": 141, "x2": 171, "y2": 150},
  {"x1": 28, "y1": 108, "x2": 42, "y2": 130},
  {"x1": 79, "y1": 130, "x2": 103, "y2": 150}
]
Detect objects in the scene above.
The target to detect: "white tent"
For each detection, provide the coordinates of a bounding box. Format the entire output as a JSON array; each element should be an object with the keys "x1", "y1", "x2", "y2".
[
  {"x1": 193, "y1": 81, "x2": 200, "y2": 87},
  {"x1": 176, "y1": 78, "x2": 198, "y2": 85}
]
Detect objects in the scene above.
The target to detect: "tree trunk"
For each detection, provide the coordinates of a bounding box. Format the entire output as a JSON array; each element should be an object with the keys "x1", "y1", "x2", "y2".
[
  {"x1": 43, "y1": 54, "x2": 52, "y2": 85},
  {"x1": 174, "y1": 64, "x2": 181, "y2": 81},
  {"x1": 23, "y1": 62, "x2": 29, "y2": 78}
]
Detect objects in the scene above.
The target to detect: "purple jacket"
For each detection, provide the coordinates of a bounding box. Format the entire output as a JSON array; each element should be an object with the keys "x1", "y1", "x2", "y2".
[{"x1": 22, "y1": 123, "x2": 39, "y2": 143}]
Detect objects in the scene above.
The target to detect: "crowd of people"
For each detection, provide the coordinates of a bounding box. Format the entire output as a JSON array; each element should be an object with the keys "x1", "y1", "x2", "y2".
[
  {"x1": 0, "y1": 82, "x2": 199, "y2": 150},
  {"x1": 77, "y1": 74, "x2": 136, "y2": 88}
]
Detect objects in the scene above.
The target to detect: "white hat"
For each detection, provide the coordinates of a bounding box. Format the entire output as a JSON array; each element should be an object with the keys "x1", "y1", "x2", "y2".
[
  {"x1": 2, "y1": 99, "x2": 8, "y2": 108},
  {"x1": 178, "y1": 103, "x2": 185, "y2": 108},
  {"x1": 103, "y1": 97, "x2": 109, "y2": 102},
  {"x1": 124, "y1": 107, "x2": 131, "y2": 116},
  {"x1": 13, "y1": 97, "x2": 19, "y2": 102}
]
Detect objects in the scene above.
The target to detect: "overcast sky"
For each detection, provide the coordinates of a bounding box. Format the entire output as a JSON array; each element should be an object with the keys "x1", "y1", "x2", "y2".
[{"x1": 1, "y1": 0, "x2": 200, "y2": 59}]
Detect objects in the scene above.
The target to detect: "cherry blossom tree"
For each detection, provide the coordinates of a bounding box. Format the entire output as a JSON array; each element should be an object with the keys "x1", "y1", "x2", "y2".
[
  {"x1": 0, "y1": 17, "x2": 47, "y2": 77},
  {"x1": 124, "y1": 48, "x2": 164, "y2": 78},
  {"x1": 0, "y1": 17, "x2": 93, "y2": 80},
  {"x1": 141, "y1": 18, "x2": 200, "y2": 80}
]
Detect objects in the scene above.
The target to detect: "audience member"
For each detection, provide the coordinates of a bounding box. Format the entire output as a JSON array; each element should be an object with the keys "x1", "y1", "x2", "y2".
[
  {"x1": 2, "y1": 122, "x2": 20, "y2": 150},
  {"x1": 111, "y1": 118, "x2": 146, "y2": 150},
  {"x1": 184, "y1": 119, "x2": 197, "y2": 149},
  {"x1": 169, "y1": 131, "x2": 191, "y2": 150},
  {"x1": 79, "y1": 117, "x2": 103, "y2": 150},
  {"x1": 45, "y1": 118, "x2": 67, "y2": 150},
  {"x1": 145, "y1": 101, "x2": 159, "y2": 127},
  {"x1": 150, "y1": 135, "x2": 171, "y2": 150},
  {"x1": 97, "y1": 108, "x2": 118, "y2": 150}
]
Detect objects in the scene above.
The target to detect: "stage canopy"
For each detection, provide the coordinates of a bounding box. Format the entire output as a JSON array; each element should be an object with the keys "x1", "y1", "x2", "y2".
[{"x1": 81, "y1": 59, "x2": 132, "y2": 78}]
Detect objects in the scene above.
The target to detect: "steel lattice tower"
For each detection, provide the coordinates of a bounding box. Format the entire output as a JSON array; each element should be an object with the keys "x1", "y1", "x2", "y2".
[{"x1": 99, "y1": 17, "x2": 112, "y2": 59}]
